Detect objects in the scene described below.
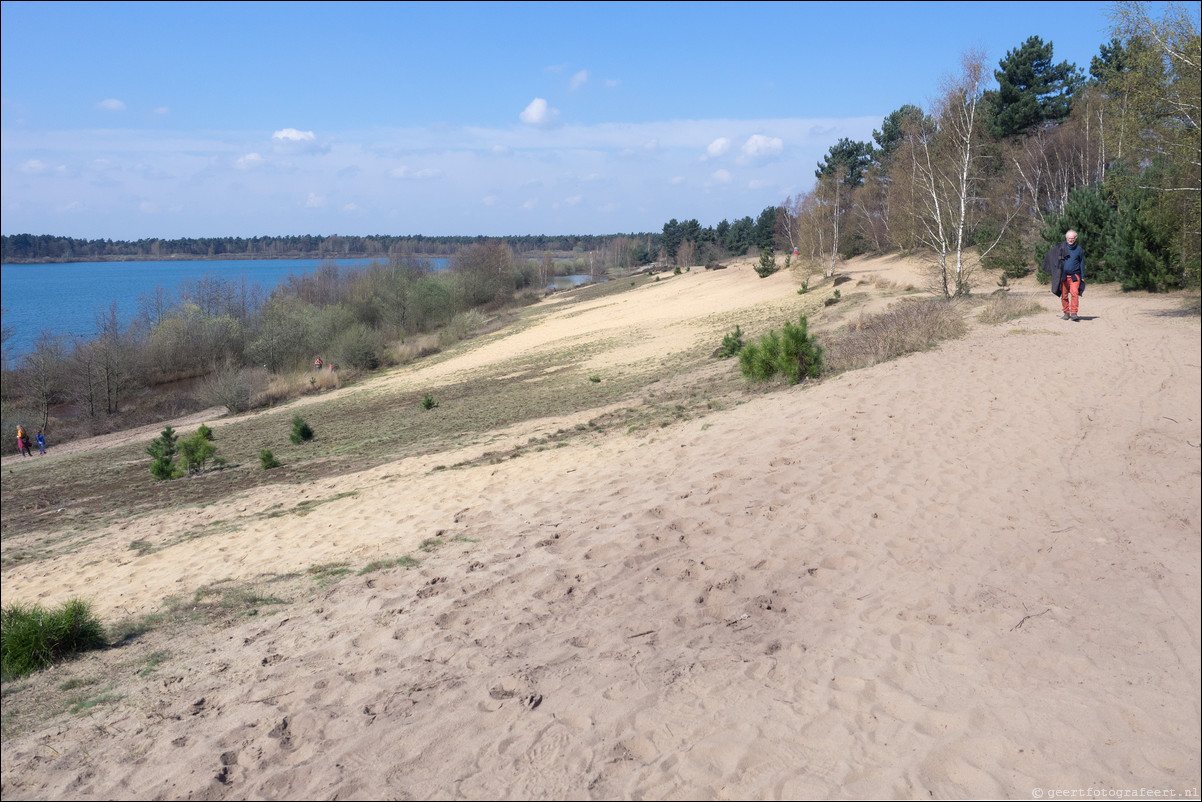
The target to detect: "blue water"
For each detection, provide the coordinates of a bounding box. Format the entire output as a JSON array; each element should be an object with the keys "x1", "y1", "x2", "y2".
[
  {"x1": 0, "y1": 257, "x2": 403, "y2": 359},
  {"x1": 0, "y1": 257, "x2": 597, "y2": 360}
]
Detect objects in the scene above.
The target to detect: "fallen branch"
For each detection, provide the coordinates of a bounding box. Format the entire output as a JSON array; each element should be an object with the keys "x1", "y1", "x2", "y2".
[{"x1": 1011, "y1": 608, "x2": 1051, "y2": 631}]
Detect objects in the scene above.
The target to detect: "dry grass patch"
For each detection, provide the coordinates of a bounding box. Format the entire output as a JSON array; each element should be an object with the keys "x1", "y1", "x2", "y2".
[
  {"x1": 979, "y1": 292, "x2": 1043, "y2": 325},
  {"x1": 822, "y1": 298, "x2": 968, "y2": 374}
]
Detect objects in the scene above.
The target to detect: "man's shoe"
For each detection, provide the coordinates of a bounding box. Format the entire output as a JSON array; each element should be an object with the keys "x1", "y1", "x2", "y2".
[
  {"x1": 1070, "y1": 314, "x2": 1080, "y2": 321},
  {"x1": 1062, "y1": 313, "x2": 1071, "y2": 320}
]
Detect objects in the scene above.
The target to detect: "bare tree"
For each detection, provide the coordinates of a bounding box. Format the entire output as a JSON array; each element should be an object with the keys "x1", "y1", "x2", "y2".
[
  {"x1": 22, "y1": 331, "x2": 66, "y2": 433},
  {"x1": 898, "y1": 50, "x2": 1013, "y2": 297}
]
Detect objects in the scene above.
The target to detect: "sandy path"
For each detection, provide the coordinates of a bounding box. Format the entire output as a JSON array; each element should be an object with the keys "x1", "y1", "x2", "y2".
[{"x1": 1, "y1": 262, "x2": 1198, "y2": 800}]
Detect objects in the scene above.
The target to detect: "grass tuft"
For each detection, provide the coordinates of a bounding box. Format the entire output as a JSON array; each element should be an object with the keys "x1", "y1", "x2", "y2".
[
  {"x1": 979, "y1": 293, "x2": 1043, "y2": 324},
  {"x1": 1, "y1": 599, "x2": 108, "y2": 681}
]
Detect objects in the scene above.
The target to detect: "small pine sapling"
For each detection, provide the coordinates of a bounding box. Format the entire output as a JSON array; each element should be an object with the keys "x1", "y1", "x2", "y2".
[{"x1": 290, "y1": 416, "x2": 315, "y2": 444}]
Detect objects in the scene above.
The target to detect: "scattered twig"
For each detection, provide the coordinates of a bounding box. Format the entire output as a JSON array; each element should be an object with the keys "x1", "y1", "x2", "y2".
[
  {"x1": 251, "y1": 690, "x2": 296, "y2": 704},
  {"x1": 628, "y1": 630, "x2": 655, "y2": 639},
  {"x1": 1011, "y1": 609, "x2": 1051, "y2": 631},
  {"x1": 1163, "y1": 416, "x2": 1178, "y2": 423}
]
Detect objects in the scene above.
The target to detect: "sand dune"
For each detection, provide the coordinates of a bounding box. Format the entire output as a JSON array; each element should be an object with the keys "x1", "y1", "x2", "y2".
[{"x1": 2, "y1": 256, "x2": 1199, "y2": 799}]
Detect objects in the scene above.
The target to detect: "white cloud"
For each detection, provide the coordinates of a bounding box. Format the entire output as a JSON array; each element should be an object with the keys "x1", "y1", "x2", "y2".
[
  {"x1": 96, "y1": 98, "x2": 125, "y2": 111},
  {"x1": 564, "y1": 194, "x2": 583, "y2": 206},
  {"x1": 482, "y1": 195, "x2": 498, "y2": 206},
  {"x1": 19, "y1": 159, "x2": 46, "y2": 174},
  {"x1": 522, "y1": 198, "x2": 538, "y2": 210},
  {"x1": 139, "y1": 201, "x2": 157, "y2": 213},
  {"x1": 605, "y1": 78, "x2": 621, "y2": 88},
  {"x1": 273, "y1": 128, "x2": 316, "y2": 142},
  {"x1": 343, "y1": 203, "x2": 358, "y2": 212},
  {"x1": 305, "y1": 192, "x2": 325, "y2": 208},
  {"x1": 235, "y1": 153, "x2": 264, "y2": 169},
  {"x1": 705, "y1": 137, "x2": 732, "y2": 159},
  {"x1": 153, "y1": 106, "x2": 170, "y2": 116},
  {"x1": 669, "y1": 176, "x2": 685, "y2": 185},
  {"x1": 519, "y1": 98, "x2": 559, "y2": 128},
  {"x1": 742, "y1": 134, "x2": 784, "y2": 158},
  {"x1": 570, "y1": 70, "x2": 589, "y2": 90},
  {"x1": 711, "y1": 169, "x2": 733, "y2": 184},
  {"x1": 390, "y1": 166, "x2": 441, "y2": 180}
]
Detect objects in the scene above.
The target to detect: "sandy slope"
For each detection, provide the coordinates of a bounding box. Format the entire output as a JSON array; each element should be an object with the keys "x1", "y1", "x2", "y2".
[{"x1": 1, "y1": 256, "x2": 1199, "y2": 800}]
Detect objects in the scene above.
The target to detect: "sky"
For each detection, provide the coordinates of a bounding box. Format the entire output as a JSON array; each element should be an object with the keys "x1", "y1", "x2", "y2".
[{"x1": 0, "y1": 0, "x2": 1184, "y2": 240}]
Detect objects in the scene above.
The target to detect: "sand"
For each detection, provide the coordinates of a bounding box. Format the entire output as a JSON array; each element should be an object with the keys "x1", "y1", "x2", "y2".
[{"x1": 1, "y1": 255, "x2": 1199, "y2": 800}]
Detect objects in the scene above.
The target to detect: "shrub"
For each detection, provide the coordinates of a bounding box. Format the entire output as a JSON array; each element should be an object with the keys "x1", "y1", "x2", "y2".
[
  {"x1": 179, "y1": 431, "x2": 217, "y2": 474},
  {"x1": 2, "y1": 599, "x2": 108, "y2": 681},
  {"x1": 331, "y1": 323, "x2": 383, "y2": 371},
  {"x1": 259, "y1": 449, "x2": 281, "y2": 470},
  {"x1": 776, "y1": 315, "x2": 824, "y2": 383},
  {"x1": 421, "y1": 393, "x2": 439, "y2": 411},
  {"x1": 738, "y1": 315, "x2": 823, "y2": 385},
  {"x1": 739, "y1": 330, "x2": 780, "y2": 382},
  {"x1": 147, "y1": 425, "x2": 179, "y2": 481},
  {"x1": 196, "y1": 424, "x2": 214, "y2": 441},
  {"x1": 822, "y1": 298, "x2": 968, "y2": 374},
  {"x1": 290, "y1": 416, "x2": 315, "y2": 444},
  {"x1": 718, "y1": 325, "x2": 744, "y2": 358},
  {"x1": 754, "y1": 248, "x2": 779, "y2": 278},
  {"x1": 982, "y1": 236, "x2": 1030, "y2": 278},
  {"x1": 195, "y1": 361, "x2": 253, "y2": 414}
]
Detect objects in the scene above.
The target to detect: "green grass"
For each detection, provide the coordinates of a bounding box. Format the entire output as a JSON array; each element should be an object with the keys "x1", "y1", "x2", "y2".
[
  {"x1": 1, "y1": 599, "x2": 108, "y2": 682},
  {"x1": 358, "y1": 555, "x2": 422, "y2": 575}
]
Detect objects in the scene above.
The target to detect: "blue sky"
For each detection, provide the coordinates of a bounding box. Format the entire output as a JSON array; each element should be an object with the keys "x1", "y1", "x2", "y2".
[{"x1": 0, "y1": 1, "x2": 1183, "y2": 239}]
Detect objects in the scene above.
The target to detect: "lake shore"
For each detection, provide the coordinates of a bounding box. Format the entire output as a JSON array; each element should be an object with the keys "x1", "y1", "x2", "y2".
[{"x1": 2, "y1": 254, "x2": 1199, "y2": 799}]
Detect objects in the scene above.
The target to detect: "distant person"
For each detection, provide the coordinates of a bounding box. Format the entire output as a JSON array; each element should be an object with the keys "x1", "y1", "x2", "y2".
[
  {"x1": 36, "y1": 429, "x2": 46, "y2": 456},
  {"x1": 15, "y1": 425, "x2": 31, "y2": 457},
  {"x1": 314, "y1": 357, "x2": 323, "y2": 371},
  {"x1": 1048, "y1": 229, "x2": 1085, "y2": 321}
]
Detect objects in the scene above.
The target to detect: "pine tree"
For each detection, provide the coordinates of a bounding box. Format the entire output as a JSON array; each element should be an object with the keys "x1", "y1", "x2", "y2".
[{"x1": 987, "y1": 36, "x2": 1083, "y2": 139}]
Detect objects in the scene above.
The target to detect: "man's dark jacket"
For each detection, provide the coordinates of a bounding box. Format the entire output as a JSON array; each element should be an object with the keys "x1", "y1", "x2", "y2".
[{"x1": 1043, "y1": 242, "x2": 1084, "y2": 297}]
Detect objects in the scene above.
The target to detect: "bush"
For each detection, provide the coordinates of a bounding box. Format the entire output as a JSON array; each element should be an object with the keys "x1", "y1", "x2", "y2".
[
  {"x1": 718, "y1": 325, "x2": 744, "y2": 358},
  {"x1": 179, "y1": 431, "x2": 217, "y2": 474},
  {"x1": 982, "y1": 236, "x2": 1030, "y2": 278},
  {"x1": 147, "y1": 425, "x2": 180, "y2": 481},
  {"x1": 2, "y1": 599, "x2": 108, "y2": 681},
  {"x1": 290, "y1": 416, "x2": 315, "y2": 444},
  {"x1": 754, "y1": 248, "x2": 780, "y2": 278},
  {"x1": 421, "y1": 393, "x2": 439, "y2": 411},
  {"x1": 738, "y1": 315, "x2": 823, "y2": 385},
  {"x1": 822, "y1": 298, "x2": 967, "y2": 374},
  {"x1": 259, "y1": 449, "x2": 281, "y2": 470},
  {"x1": 196, "y1": 424, "x2": 213, "y2": 441},
  {"x1": 331, "y1": 323, "x2": 383, "y2": 371},
  {"x1": 776, "y1": 315, "x2": 824, "y2": 383},
  {"x1": 195, "y1": 361, "x2": 253, "y2": 414}
]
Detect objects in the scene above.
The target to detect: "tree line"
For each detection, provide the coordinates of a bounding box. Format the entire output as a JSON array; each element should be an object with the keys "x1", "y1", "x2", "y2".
[
  {"x1": 0, "y1": 232, "x2": 661, "y2": 265},
  {"x1": 652, "y1": 2, "x2": 1199, "y2": 296}
]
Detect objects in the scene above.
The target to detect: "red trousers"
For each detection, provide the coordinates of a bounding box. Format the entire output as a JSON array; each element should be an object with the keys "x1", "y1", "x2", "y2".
[{"x1": 1060, "y1": 275, "x2": 1080, "y2": 315}]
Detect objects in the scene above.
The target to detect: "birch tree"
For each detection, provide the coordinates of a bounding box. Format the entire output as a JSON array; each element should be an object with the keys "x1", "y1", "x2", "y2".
[{"x1": 900, "y1": 50, "x2": 999, "y2": 297}]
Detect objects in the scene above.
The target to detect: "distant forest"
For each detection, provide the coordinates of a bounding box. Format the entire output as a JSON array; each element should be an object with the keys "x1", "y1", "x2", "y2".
[{"x1": 0, "y1": 232, "x2": 660, "y2": 264}]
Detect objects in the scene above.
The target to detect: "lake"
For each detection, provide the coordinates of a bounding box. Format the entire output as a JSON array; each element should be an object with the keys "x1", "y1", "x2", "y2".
[
  {"x1": 0, "y1": 257, "x2": 598, "y2": 360},
  {"x1": 0, "y1": 257, "x2": 417, "y2": 360}
]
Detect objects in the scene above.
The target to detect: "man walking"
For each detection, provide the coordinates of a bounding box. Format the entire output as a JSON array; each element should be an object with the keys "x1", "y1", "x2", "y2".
[{"x1": 1058, "y1": 229, "x2": 1085, "y2": 321}]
